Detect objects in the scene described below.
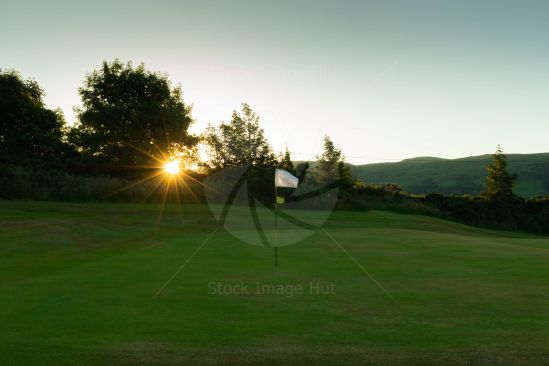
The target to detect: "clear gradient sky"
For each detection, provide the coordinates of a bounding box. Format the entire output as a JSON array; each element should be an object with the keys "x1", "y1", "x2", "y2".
[{"x1": 1, "y1": 0, "x2": 548, "y2": 164}]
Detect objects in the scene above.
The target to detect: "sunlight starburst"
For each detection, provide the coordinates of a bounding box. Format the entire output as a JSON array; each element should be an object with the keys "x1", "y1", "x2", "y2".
[{"x1": 164, "y1": 159, "x2": 181, "y2": 175}]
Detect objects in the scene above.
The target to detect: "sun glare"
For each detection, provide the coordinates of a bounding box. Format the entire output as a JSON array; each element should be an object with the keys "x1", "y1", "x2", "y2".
[{"x1": 164, "y1": 160, "x2": 181, "y2": 175}]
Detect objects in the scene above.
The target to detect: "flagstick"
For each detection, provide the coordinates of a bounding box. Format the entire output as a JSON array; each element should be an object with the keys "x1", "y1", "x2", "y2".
[
  {"x1": 273, "y1": 169, "x2": 299, "y2": 267},
  {"x1": 274, "y1": 183, "x2": 278, "y2": 267}
]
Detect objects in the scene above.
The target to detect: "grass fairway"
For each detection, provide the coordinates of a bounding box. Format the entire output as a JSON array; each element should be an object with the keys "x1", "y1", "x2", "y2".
[{"x1": 1, "y1": 200, "x2": 548, "y2": 365}]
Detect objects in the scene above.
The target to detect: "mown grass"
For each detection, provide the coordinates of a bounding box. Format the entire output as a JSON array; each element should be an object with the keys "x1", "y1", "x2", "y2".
[{"x1": 0, "y1": 200, "x2": 548, "y2": 365}]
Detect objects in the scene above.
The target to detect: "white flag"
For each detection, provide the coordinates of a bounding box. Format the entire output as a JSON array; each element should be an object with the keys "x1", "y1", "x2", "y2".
[{"x1": 275, "y1": 169, "x2": 299, "y2": 188}]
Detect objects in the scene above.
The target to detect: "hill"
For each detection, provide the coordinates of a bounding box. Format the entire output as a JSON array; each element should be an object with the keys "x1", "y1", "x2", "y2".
[{"x1": 350, "y1": 153, "x2": 549, "y2": 198}]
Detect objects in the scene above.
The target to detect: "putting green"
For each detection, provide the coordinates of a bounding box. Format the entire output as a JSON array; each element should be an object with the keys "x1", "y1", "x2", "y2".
[{"x1": 0, "y1": 200, "x2": 548, "y2": 365}]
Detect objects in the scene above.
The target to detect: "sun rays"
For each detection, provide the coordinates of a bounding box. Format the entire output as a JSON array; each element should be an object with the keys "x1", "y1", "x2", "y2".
[
  {"x1": 164, "y1": 160, "x2": 181, "y2": 175},
  {"x1": 107, "y1": 140, "x2": 207, "y2": 225}
]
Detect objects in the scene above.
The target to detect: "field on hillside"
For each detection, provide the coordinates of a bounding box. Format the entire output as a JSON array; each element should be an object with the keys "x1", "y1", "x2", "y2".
[
  {"x1": 1, "y1": 201, "x2": 549, "y2": 365},
  {"x1": 350, "y1": 153, "x2": 549, "y2": 197}
]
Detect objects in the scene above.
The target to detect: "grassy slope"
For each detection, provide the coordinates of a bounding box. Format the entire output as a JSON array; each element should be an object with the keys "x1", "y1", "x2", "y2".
[
  {"x1": 350, "y1": 153, "x2": 549, "y2": 197},
  {"x1": 1, "y1": 200, "x2": 548, "y2": 365}
]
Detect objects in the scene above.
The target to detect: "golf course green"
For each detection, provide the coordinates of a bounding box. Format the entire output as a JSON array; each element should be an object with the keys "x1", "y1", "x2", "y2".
[{"x1": 1, "y1": 200, "x2": 548, "y2": 365}]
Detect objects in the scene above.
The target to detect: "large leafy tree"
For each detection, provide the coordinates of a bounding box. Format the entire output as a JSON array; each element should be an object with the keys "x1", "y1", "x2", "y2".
[
  {"x1": 203, "y1": 103, "x2": 276, "y2": 170},
  {"x1": 71, "y1": 60, "x2": 196, "y2": 175},
  {"x1": 0, "y1": 69, "x2": 65, "y2": 164},
  {"x1": 485, "y1": 145, "x2": 517, "y2": 199}
]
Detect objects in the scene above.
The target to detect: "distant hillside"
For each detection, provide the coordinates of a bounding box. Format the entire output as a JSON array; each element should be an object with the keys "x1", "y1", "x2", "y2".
[{"x1": 350, "y1": 153, "x2": 549, "y2": 198}]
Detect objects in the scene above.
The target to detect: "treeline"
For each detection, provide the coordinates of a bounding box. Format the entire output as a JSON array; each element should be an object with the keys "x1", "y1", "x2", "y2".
[
  {"x1": 340, "y1": 147, "x2": 549, "y2": 234},
  {"x1": 0, "y1": 60, "x2": 351, "y2": 202},
  {"x1": 1, "y1": 60, "x2": 548, "y2": 234},
  {"x1": 344, "y1": 183, "x2": 549, "y2": 235}
]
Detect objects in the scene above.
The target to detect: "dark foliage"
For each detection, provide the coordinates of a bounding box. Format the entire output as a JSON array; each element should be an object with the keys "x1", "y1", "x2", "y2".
[
  {"x1": 0, "y1": 69, "x2": 69, "y2": 166},
  {"x1": 1, "y1": 66, "x2": 547, "y2": 235},
  {"x1": 485, "y1": 145, "x2": 517, "y2": 199},
  {"x1": 70, "y1": 60, "x2": 196, "y2": 177},
  {"x1": 203, "y1": 103, "x2": 276, "y2": 170},
  {"x1": 278, "y1": 148, "x2": 295, "y2": 175},
  {"x1": 0, "y1": 164, "x2": 204, "y2": 203}
]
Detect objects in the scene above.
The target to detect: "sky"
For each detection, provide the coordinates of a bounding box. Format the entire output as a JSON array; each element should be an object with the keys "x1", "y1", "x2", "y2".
[{"x1": 1, "y1": 0, "x2": 548, "y2": 164}]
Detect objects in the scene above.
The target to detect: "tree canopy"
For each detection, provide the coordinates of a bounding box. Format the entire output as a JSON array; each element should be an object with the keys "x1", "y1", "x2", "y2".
[
  {"x1": 0, "y1": 69, "x2": 65, "y2": 164},
  {"x1": 203, "y1": 103, "x2": 276, "y2": 170},
  {"x1": 278, "y1": 148, "x2": 295, "y2": 175},
  {"x1": 70, "y1": 60, "x2": 196, "y2": 175},
  {"x1": 315, "y1": 135, "x2": 353, "y2": 188},
  {"x1": 485, "y1": 145, "x2": 517, "y2": 199}
]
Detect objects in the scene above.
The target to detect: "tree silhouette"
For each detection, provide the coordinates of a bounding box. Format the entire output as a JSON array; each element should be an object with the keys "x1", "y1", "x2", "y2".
[
  {"x1": 315, "y1": 135, "x2": 353, "y2": 188},
  {"x1": 485, "y1": 145, "x2": 517, "y2": 199},
  {"x1": 278, "y1": 148, "x2": 295, "y2": 175},
  {"x1": 70, "y1": 60, "x2": 196, "y2": 176},
  {"x1": 0, "y1": 69, "x2": 65, "y2": 165},
  {"x1": 203, "y1": 103, "x2": 275, "y2": 170}
]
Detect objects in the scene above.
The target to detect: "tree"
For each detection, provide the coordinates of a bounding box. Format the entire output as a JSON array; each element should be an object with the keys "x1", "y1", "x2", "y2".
[
  {"x1": 0, "y1": 69, "x2": 65, "y2": 164},
  {"x1": 315, "y1": 135, "x2": 353, "y2": 188},
  {"x1": 485, "y1": 145, "x2": 517, "y2": 199},
  {"x1": 70, "y1": 60, "x2": 196, "y2": 176},
  {"x1": 203, "y1": 103, "x2": 276, "y2": 169},
  {"x1": 278, "y1": 148, "x2": 295, "y2": 175}
]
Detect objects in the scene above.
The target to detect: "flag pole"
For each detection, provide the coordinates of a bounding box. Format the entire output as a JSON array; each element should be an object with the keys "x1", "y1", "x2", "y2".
[{"x1": 274, "y1": 182, "x2": 278, "y2": 267}]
